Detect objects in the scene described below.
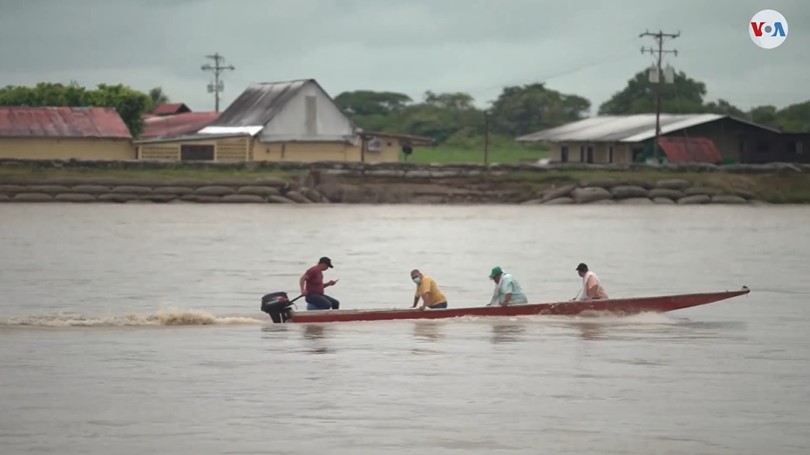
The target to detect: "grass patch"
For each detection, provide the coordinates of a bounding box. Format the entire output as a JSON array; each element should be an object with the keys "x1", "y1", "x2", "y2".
[
  {"x1": 404, "y1": 135, "x2": 549, "y2": 164},
  {"x1": 405, "y1": 145, "x2": 549, "y2": 164}
]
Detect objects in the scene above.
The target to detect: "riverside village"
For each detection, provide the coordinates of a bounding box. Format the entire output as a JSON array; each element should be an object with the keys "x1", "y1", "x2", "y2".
[{"x1": 1, "y1": 56, "x2": 809, "y2": 205}]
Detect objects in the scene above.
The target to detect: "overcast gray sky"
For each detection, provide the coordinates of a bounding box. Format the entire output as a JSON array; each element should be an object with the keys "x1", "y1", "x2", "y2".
[{"x1": 0, "y1": 0, "x2": 807, "y2": 114}]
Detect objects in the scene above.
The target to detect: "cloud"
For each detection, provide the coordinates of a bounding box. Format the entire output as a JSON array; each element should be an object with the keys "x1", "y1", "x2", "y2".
[{"x1": 0, "y1": 0, "x2": 806, "y2": 114}]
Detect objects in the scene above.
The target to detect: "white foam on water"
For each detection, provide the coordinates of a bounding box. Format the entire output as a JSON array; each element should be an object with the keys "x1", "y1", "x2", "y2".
[{"x1": 0, "y1": 305, "x2": 265, "y2": 328}]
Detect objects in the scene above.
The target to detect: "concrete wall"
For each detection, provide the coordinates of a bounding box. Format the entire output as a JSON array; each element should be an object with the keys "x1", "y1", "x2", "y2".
[
  {"x1": 251, "y1": 141, "x2": 363, "y2": 162},
  {"x1": 0, "y1": 138, "x2": 134, "y2": 160},
  {"x1": 549, "y1": 142, "x2": 634, "y2": 164},
  {"x1": 137, "y1": 137, "x2": 249, "y2": 161},
  {"x1": 138, "y1": 137, "x2": 383, "y2": 163},
  {"x1": 362, "y1": 136, "x2": 404, "y2": 163}
]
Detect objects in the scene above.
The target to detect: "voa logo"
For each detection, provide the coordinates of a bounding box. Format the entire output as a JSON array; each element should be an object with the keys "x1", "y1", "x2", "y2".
[{"x1": 749, "y1": 9, "x2": 788, "y2": 49}]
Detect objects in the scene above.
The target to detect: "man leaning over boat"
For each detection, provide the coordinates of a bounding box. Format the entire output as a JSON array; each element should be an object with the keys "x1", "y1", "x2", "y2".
[
  {"x1": 487, "y1": 266, "x2": 528, "y2": 307},
  {"x1": 411, "y1": 269, "x2": 449, "y2": 310},
  {"x1": 573, "y1": 263, "x2": 609, "y2": 301}
]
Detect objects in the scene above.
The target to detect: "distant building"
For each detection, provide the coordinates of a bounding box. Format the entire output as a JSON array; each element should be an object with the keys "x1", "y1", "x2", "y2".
[
  {"x1": 135, "y1": 79, "x2": 433, "y2": 163},
  {"x1": 516, "y1": 113, "x2": 807, "y2": 164},
  {"x1": 0, "y1": 107, "x2": 133, "y2": 160},
  {"x1": 149, "y1": 103, "x2": 192, "y2": 116},
  {"x1": 141, "y1": 111, "x2": 220, "y2": 139},
  {"x1": 359, "y1": 131, "x2": 436, "y2": 162}
]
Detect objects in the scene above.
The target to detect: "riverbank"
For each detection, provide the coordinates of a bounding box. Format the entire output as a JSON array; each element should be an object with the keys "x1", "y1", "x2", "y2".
[{"x1": 1, "y1": 159, "x2": 809, "y2": 204}]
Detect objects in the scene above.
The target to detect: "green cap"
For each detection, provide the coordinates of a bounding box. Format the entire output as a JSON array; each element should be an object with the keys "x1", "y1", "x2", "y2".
[{"x1": 489, "y1": 266, "x2": 502, "y2": 279}]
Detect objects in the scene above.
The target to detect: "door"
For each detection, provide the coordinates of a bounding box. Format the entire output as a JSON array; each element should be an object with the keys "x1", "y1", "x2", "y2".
[{"x1": 180, "y1": 144, "x2": 215, "y2": 161}]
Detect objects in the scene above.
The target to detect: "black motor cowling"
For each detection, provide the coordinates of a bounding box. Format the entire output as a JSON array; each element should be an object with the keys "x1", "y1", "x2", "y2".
[{"x1": 261, "y1": 291, "x2": 294, "y2": 323}]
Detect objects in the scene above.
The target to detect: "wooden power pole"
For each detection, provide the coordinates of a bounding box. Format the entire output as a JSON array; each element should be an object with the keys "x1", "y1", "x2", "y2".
[
  {"x1": 640, "y1": 30, "x2": 679, "y2": 163},
  {"x1": 201, "y1": 53, "x2": 235, "y2": 113},
  {"x1": 484, "y1": 110, "x2": 490, "y2": 164}
]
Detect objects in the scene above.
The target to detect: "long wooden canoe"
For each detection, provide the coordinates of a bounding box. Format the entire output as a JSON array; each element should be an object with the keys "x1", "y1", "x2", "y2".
[{"x1": 277, "y1": 287, "x2": 750, "y2": 324}]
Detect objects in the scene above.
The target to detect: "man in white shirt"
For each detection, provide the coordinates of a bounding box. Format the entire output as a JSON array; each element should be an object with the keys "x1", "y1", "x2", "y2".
[
  {"x1": 574, "y1": 262, "x2": 609, "y2": 301},
  {"x1": 488, "y1": 266, "x2": 529, "y2": 307}
]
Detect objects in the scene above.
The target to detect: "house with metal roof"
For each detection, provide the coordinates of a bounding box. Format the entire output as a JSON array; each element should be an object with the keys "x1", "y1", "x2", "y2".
[
  {"x1": 136, "y1": 79, "x2": 418, "y2": 163},
  {"x1": 149, "y1": 103, "x2": 192, "y2": 117},
  {"x1": 141, "y1": 111, "x2": 220, "y2": 140},
  {"x1": 516, "y1": 113, "x2": 786, "y2": 164},
  {"x1": 0, "y1": 107, "x2": 134, "y2": 160}
]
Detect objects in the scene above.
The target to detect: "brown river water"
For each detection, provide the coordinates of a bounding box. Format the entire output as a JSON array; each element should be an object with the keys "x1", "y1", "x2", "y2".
[{"x1": 1, "y1": 203, "x2": 809, "y2": 454}]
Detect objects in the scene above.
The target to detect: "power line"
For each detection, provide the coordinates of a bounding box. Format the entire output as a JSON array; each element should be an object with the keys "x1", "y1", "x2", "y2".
[
  {"x1": 640, "y1": 29, "x2": 679, "y2": 163},
  {"x1": 201, "y1": 53, "x2": 235, "y2": 113}
]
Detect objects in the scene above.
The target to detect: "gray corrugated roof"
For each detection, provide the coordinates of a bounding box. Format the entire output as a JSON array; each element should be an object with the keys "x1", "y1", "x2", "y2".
[
  {"x1": 133, "y1": 132, "x2": 250, "y2": 145},
  {"x1": 516, "y1": 114, "x2": 780, "y2": 143},
  {"x1": 210, "y1": 79, "x2": 312, "y2": 127}
]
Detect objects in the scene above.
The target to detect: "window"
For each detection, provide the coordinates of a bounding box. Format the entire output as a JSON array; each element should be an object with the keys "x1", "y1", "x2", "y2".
[
  {"x1": 579, "y1": 146, "x2": 585, "y2": 162},
  {"x1": 586, "y1": 146, "x2": 594, "y2": 163},
  {"x1": 608, "y1": 145, "x2": 614, "y2": 163},
  {"x1": 180, "y1": 144, "x2": 214, "y2": 161},
  {"x1": 560, "y1": 145, "x2": 569, "y2": 163},
  {"x1": 797, "y1": 141, "x2": 804, "y2": 155}
]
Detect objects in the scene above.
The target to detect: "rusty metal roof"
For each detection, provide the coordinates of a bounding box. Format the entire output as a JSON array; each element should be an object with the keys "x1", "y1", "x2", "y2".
[
  {"x1": 658, "y1": 137, "x2": 723, "y2": 163},
  {"x1": 516, "y1": 114, "x2": 780, "y2": 143},
  {"x1": 151, "y1": 103, "x2": 191, "y2": 116},
  {"x1": 209, "y1": 79, "x2": 312, "y2": 127},
  {"x1": 141, "y1": 112, "x2": 219, "y2": 139},
  {"x1": 0, "y1": 107, "x2": 132, "y2": 139}
]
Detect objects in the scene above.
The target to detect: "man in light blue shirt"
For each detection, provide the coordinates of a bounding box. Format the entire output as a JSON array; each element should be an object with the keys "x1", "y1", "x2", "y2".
[{"x1": 487, "y1": 266, "x2": 529, "y2": 307}]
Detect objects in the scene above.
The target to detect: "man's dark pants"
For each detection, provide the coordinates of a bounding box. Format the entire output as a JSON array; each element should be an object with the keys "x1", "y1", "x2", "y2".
[{"x1": 306, "y1": 294, "x2": 340, "y2": 310}]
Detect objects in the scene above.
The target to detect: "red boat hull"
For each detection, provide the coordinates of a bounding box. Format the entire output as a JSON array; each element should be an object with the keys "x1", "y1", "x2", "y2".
[{"x1": 285, "y1": 287, "x2": 750, "y2": 324}]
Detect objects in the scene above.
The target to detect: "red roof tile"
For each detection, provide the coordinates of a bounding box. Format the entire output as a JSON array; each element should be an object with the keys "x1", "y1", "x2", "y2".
[
  {"x1": 0, "y1": 107, "x2": 132, "y2": 139},
  {"x1": 151, "y1": 103, "x2": 191, "y2": 116},
  {"x1": 658, "y1": 137, "x2": 723, "y2": 163},
  {"x1": 141, "y1": 112, "x2": 220, "y2": 139}
]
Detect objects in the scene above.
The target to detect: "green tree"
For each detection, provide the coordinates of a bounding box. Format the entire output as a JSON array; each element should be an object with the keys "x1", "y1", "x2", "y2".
[
  {"x1": 598, "y1": 69, "x2": 706, "y2": 115},
  {"x1": 703, "y1": 98, "x2": 747, "y2": 117},
  {"x1": 0, "y1": 82, "x2": 151, "y2": 137},
  {"x1": 775, "y1": 101, "x2": 810, "y2": 132},
  {"x1": 748, "y1": 105, "x2": 779, "y2": 128},
  {"x1": 334, "y1": 90, "x2": 412, "y2": 117},
  {"x1": 147, "y1": 87, "x2": 170, "y2": 111},
  {"x1": 88, "y1": 84, "x2": 151, "y2": 137},
  {"x1": 489, "y1": 83, "x2": 590, "y2": 136}
]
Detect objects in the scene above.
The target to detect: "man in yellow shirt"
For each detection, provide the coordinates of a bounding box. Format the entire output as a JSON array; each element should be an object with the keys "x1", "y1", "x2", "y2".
[{"x1": 410, "y1": 269, "x2": 448, "y2": 310}]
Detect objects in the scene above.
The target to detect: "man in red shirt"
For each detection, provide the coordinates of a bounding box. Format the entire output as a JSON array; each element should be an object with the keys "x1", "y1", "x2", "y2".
[{"x1": 299, "y1": 256, "x2": 340, "y2": 310}]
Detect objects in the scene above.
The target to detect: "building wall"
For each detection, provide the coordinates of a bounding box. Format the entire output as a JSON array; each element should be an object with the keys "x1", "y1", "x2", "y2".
[
  {"x1": 362, "y1": 136, "x2": 404, "y2": 163},
  {"x1": 260, "y1": 82, "x2": 355, "y2": 142},
  {"x1": 250, "y1": 141, "x2": 363, "y2": 162},
  {"x1": 549, "y1": 142, "x2": 634, "y2": 164},
  {"x1": 741, "y1": 132, "x2": 810, "y2": 163},
  {"x1": 137, "y1": 136, "x2": 249, "y2": 161},
  {"x1": 671, "y1": 119, "x2": 741, "y2": 162},
  {"x1": 0, "y1": 138, "x2": 134, "y2": 160}
]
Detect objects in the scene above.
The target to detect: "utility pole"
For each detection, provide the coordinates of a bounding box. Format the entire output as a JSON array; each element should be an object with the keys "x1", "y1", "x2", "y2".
[
  {"x1": 201, "y1": 53, "x2": 235, "y2": 112},
  {"x1": 484, "y1": 110, "x2": 490, "y2": 164},
  {"x1": 640, "y1": 30, "x2": 679, "y2": 163}
]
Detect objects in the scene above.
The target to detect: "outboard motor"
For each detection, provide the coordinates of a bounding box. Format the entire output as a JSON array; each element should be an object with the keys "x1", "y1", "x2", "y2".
[{"x1": 260, "y1": 291, "x2": 295, "y2": 323}]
